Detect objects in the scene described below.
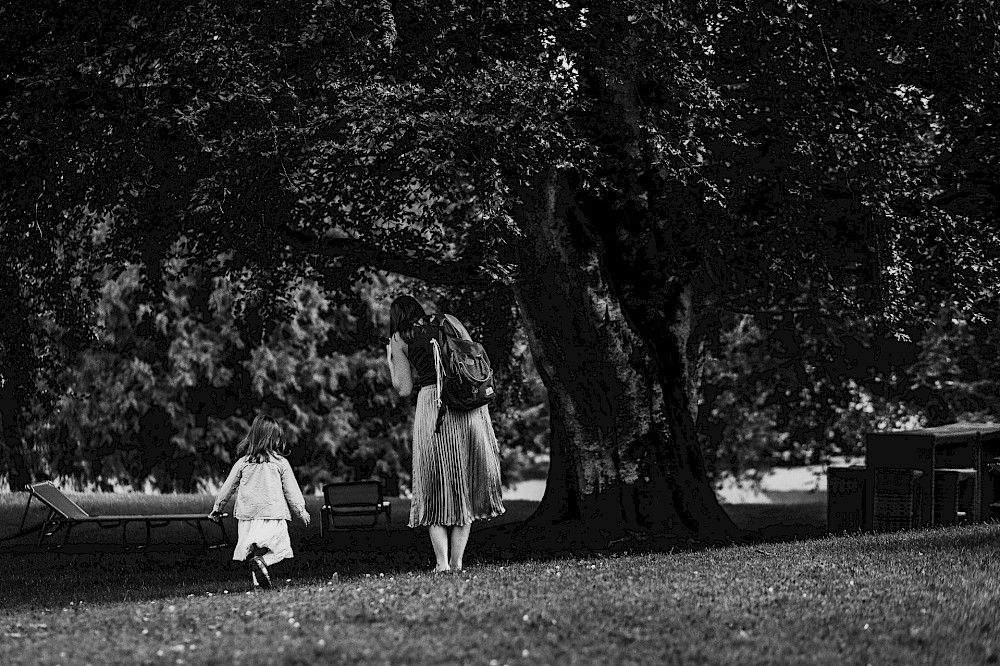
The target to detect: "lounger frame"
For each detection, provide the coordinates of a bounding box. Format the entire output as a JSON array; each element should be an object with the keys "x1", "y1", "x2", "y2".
[{"x1": 18, "y1": 482, "x2": 231, "y2": 550}]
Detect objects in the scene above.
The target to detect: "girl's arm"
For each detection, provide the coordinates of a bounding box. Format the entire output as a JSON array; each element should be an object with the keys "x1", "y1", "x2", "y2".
[
  {"x1": 212, "y1": 457, "x2": 245, "y2": 514},
  {"x1": 280, "y1": 459, "x2": 310, "y2": 526},
  {"x1": 388, "y1": 332, "x2": 414, "y2": 397}
]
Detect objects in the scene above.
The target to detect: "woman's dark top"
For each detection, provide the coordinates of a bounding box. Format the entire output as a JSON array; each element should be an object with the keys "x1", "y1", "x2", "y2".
[{"x1": 406, "y1": 318, "x2": 441, "y2": 389}]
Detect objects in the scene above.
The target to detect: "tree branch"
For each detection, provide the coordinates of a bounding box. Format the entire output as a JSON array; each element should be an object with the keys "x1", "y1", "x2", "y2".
[
  {"x1": 279, "y1": 226, "x2": 493, "y2": 288},
  {"x1": 377, "y1": 0, "x2": 397, "y2": 53}
]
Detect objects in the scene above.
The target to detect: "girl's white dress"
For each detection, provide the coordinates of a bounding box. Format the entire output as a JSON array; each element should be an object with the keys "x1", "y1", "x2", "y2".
[{"x1": 233, "y1": 518, "x2": 293, "y2": 566}]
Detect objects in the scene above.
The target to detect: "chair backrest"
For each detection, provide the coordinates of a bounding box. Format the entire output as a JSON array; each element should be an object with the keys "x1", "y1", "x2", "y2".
[
  {"x1": 323, "y1": 481, "x2": 381, "y2": 507},
  {"x1": 874, "y1": 467, "x2": 924, "y2": 491},
  {"x1": 29, "y1": 481, "x2": 91, "y2": 519}
]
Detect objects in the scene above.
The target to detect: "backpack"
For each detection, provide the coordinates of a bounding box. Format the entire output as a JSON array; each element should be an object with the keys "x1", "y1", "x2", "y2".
[{"x1": 420, "y1": 314, "x2": 495, "y2": 430}]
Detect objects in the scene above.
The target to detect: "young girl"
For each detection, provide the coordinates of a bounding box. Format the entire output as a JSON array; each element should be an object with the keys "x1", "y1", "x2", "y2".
[{"x1": 210, "y1": 415, "x2": 310, "y2": 589}]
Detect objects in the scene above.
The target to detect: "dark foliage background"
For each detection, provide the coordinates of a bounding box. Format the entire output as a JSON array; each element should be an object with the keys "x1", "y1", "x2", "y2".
[{"x1": 2, "y1": 0, "x2": 997, "y2": 493}]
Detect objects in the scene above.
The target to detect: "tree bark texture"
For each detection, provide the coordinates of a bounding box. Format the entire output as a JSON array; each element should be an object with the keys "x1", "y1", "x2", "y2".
[{"x1": 511, "y1": 170, "x2": 740, "y2": 540}]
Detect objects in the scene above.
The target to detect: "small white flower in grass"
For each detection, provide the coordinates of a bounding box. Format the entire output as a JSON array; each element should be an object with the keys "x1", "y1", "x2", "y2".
[
  {"x1": 142, "y1": 629, "x2": 149, "y2": 635},
  {"x1": 168, "y1": 606, "x2": 176, "y2": 612},
  {"x1": 215, "y1": 631, "x2": 222, "y2": 638},
  {"x1": 156, "y1": 650, "x2": 164, "y2": 657},
  {"x1": 522, "y1": 650, "x2": 530, "y2": 658},
  {"x1": 245, "y1": 611, "x2": 251, "y2": 616},
  {"x1": 317, "y1": 639, "x2": 326, "y2": 647},
  {"x1": 863, "y1": 623, "x2": 870, "y2": 630},
  {"x1": 223, "y1": 590, "x2": 229, "y2": 594},
  {"x1": 523, "y1": 614, "x2": 530, "y2": 622}
]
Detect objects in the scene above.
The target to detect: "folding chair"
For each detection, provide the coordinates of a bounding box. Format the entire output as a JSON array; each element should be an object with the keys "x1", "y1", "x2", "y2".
[
  {"x1": 18, "y1": 482, "x2": 231, "y2": 549},
  {"x1": 320, "y1": 481, "x2": 392, "y2": 536},
  {"x1": 933, "y1": 468, "x2": 978, "y2": 525}
]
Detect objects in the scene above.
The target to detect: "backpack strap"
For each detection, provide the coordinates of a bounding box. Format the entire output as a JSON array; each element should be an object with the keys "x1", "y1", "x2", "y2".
[{"x1": 430, "y1": 337, "x2": 444, "y2": 411}]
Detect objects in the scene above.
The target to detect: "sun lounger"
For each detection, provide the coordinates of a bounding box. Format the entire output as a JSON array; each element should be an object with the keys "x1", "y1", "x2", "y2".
[
  {"x1": 320, "y1": 481, "x2": 392, "y2": 536},
  {"x1": 18, "y1": 481, "x2": 231, "y2": 549}
]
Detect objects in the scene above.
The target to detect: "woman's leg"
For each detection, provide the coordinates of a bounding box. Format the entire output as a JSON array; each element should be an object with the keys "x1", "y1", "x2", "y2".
[
  {"x1": 448, "y1": 523, "x2": 471, "y2": 571},
  {"x1": 429, "y1": 525, "x2": 450, "y2": 571}
]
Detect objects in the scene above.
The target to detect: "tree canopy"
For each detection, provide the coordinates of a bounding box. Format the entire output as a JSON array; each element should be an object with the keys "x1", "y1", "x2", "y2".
[{"x1": 4, "y1": 0, "x2": 997, "y2": 321}]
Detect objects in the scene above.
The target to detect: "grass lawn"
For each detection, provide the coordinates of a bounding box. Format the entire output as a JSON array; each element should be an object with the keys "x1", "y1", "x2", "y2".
[{"x1": 1, "y1": 491, "x2": 997, "y2": 665}]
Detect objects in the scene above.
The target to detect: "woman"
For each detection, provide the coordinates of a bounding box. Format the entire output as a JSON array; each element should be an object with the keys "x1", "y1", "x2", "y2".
[{"x1": 387, "y1": 295, "x2": 505, "y2": 572}]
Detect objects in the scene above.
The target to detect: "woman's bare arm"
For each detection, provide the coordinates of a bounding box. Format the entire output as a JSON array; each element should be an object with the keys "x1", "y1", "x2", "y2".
[{"x1": 388, "y1": 332, "x2": 414, "y2": 396}]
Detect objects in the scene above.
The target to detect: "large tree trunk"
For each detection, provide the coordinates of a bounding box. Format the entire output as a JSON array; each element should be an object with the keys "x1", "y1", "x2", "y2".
[{"x1": 510, "y1": 169, "x2": 742, "y2": 543}]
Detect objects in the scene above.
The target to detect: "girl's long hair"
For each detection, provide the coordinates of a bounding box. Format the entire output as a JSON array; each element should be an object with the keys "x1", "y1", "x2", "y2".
[
  {"x1": 389, "y1": 295, "x2": 427, "y2": 344},
  {"x1": 237, "y1": 415, "x2": 285, "y2": 463}
]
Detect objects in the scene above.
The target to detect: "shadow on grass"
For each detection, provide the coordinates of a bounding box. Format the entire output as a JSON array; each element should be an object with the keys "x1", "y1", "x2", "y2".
[{"x1": 0, "y1": 494, "x2": 835, "y2": 610}]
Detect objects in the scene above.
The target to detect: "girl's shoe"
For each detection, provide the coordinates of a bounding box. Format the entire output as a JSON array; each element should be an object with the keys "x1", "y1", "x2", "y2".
[{"x1": 250, "y1": 556, "x2": 272, "y2": 589}]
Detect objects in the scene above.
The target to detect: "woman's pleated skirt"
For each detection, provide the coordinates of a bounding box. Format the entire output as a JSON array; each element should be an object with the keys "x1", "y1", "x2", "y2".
[{"x1": 408, "y1": 385, "x2": 506, "y2": 527}]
